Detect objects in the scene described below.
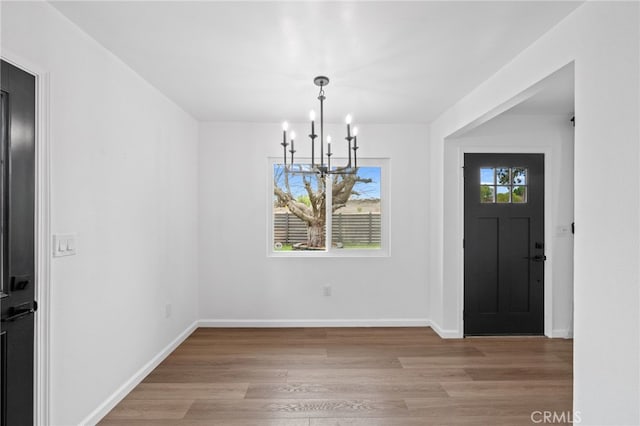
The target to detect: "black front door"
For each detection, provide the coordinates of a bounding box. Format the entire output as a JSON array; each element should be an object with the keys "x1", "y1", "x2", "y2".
[
  {"x1": 0, "y1": 60, "x2": 36, "y2": 425},
  {"x1": 464, "y1": 153, "x2": 544, "y2": 335}
]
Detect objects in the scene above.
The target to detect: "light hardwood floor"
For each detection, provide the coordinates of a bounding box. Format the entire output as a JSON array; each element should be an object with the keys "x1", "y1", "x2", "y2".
[{"x1": 99, "y1": 328, "x2": 573, "y2": 425}]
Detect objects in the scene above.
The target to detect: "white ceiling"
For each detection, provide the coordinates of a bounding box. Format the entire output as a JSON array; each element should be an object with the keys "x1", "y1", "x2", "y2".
[
  {"x1": 51, "y1": 1, "x2": 582, "y2": 124},
  {"x1": 506, "y1": 62, "x2": 574, "y2": 115}
]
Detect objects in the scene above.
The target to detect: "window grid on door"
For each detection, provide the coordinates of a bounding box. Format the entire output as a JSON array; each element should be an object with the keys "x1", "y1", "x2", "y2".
[{"x1": 480, "y1": 167, "x2": 527, "y2": 204}]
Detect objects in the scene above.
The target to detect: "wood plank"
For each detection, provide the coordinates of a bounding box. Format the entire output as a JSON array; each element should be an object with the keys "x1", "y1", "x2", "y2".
[
  {"x1": 404, "y1": 396, "x2": 572, "y2": 417},
  {"x1": 440, "y1": 380, "x2": 572, "y2": 398},
  {"x1": 101, "y1": 419, "x2": 310, "y2": 426},
  {"x1": 102, "y1": 400, "x2": 193, "y2": 420},
  {"x1": 326, "y1": 345, "x2": 484, "y2": 358},
  {"x1": 310, "y1": 417, "x2": 533, "y2": 426},
  {"x1": 163, "y1": 355, "x2": 402, "y2": 369},
  {"x1": 464, "y1": 366, "x2": 572, "y2": 381},
  {"x1": 245, "y1": 382, "x2": 448, "y2": 399},
  {"x1": 399, "y1": 354, "x2": 569, "y2": 368},
  {"x1": 126, "y1": 383, "x2": 249, "y2": 400},
  {"x1": 169, "y1": 345, "x2": 328, "y2": 357},
  {"x1": 286, "y1": 368, "x2": 473, "y2": 384},
  {"x1": 183, "y1": 399, "x2": 409, "y2": 419},
  {"x1": 143, "y1": 367, "x2": 288, "y2": 384}
]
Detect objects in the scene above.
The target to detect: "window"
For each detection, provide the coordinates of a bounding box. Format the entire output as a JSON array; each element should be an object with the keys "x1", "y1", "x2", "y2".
[
  {"x1": 331, "y1": 167, "x2": 381, "y2": 249},
  {"x1": 480, "y1": 167, "x2": 527, "y2": 204},
  {"x1": 270, "y1": 158, "x2": 388, "y2": 256},
  {"x1": 273, "y1": 164, "x2": 327, "y2": 251}
]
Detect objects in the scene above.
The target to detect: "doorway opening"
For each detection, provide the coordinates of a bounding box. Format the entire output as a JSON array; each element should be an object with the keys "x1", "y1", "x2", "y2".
[
  {"x1": 0, "y1": 53, "x2": 51, "y2": 426},
  {"x1": 445, "y1": 63, "x2": 575, "y2": 337},
  {"x1": 1, "y1": 58, "x2": 37, "y2": 426}
]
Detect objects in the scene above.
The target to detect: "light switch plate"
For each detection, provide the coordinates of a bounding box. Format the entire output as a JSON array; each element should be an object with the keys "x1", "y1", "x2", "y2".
[
  {"x1": 556, "y1": 225, "x2": 572, "y2": 237},
  {"x1": 53, "y1": 234, "x2": 77, "y2": 257}
]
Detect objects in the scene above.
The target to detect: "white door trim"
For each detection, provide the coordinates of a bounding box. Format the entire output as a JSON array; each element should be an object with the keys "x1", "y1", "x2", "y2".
[
  {"x1": 456, "y1": 145, "x2": 554, "y2": 337},
  {"x1": 1, "y1": 49, "x2": 52, "y2": 426}
]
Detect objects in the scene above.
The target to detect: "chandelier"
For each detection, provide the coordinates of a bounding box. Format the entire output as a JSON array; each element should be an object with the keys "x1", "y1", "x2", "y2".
[{"x1": 280, "y1": 76, "x2": 359, "y2": 176}]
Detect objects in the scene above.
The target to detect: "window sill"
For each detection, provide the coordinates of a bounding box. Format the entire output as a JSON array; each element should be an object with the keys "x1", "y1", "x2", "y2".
[{"x1": 268, "y1": 248, "x2": 390, "y2": 258}]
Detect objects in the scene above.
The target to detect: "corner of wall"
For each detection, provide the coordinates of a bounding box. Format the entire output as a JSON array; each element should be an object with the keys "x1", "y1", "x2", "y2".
[
  {"x1": 80, "y1": 321, "x2": 198, "y2": 426},
  {"x1": 429, "y1": 319, "x2": 462, "y2": 339}
]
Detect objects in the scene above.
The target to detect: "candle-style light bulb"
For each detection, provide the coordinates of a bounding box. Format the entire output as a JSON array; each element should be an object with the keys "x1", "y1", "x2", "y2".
[
  {"x1": 282, "y1": 121, "x2": 289, "y2": 131},
  {"x1": 327, "y1": 135, "x2": 332, "y2": 144},
  {"x1": 345, "y1": 114, "x2": 352, "y2": 125},
  {"x1": 291, "y1": 131, "x2": 296, "y2": 141},
  {"x1": 309, "y1": 110, "x2": 316, "y2": 121},
  {"x1": 353, "y1": 127, "x2": 359, "y2": 136}
]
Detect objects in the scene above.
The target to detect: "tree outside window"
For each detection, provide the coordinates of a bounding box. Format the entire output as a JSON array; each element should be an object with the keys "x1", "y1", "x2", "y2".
[{"x1": 273, "y1": 164, "x2": 382, "y2": 252}]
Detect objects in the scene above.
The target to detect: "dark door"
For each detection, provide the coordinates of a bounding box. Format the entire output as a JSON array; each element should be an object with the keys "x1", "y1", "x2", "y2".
[
  {"x1": 0, "y1": 60, "x2": 36, "y2": 425},
  {"x1": 464, "y1": 153, "x2": 544, "y2": 335}
]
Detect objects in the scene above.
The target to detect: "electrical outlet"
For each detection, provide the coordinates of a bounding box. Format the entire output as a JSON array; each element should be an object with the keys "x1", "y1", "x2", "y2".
[{"x1": 323, "y1": 284, "x2": 332, "y2": 297}]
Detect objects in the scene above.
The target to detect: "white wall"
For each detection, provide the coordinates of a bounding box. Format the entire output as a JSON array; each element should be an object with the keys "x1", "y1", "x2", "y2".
[
  {"x1": 1, "y1": 3, "x2": 199, "y2": 425},
  {"x1": 430, "y1": 2, "x2": 639, "y2": 424},
  {"x1": 3, "y1": 1, "x2": 637, "y2": 425},
  {"x1": 445, "y1": 113, "x2": 575, "y2": 337},
  {"x1": 199, "y1": 122, "x2": 429, "y2": 325}
]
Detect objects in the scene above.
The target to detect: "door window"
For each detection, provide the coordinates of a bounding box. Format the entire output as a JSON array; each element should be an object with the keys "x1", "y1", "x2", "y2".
[{"x1": 480, "y1": 167, "x2": 528, "y2": 204}]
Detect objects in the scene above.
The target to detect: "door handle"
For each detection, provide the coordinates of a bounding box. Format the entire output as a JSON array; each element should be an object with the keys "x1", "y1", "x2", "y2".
[
  {"x1": 524, "y1": 255, "x2": 547, "y2": 262},
  {"x1": 1, "y1": 301, "x2": 37, "y2": 322},
  {"x1": 10, "y1": 275, "x2": 30, "y2": 291}
]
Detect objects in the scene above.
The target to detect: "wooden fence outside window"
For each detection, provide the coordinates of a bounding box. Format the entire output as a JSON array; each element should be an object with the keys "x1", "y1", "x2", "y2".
[{"x1": 274, "y1": 212, "x2": 381, "y2": 245}]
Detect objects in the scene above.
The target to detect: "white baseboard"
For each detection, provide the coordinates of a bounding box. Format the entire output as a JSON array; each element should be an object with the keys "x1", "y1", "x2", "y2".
[
  {"x1": 80, "y1": 320, "x2": 198, "y2": 426},
  {"x1": 550, "y1": 328, "x2": 573, "y2": 339},
  {"x1": 198, "y1": 318, "x2": 431, "y2": 328},
  {"x1": 429, "y1": 320, "x2": 463, "y2": 339},
  {"x1": 428, "y1": 321, "x2": 571, "y2": 339}
]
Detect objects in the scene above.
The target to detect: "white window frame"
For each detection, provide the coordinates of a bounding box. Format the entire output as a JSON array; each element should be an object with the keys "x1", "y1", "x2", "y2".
[{"x1": 267, "y1": 157, "x2": 390, "y2": 257}]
